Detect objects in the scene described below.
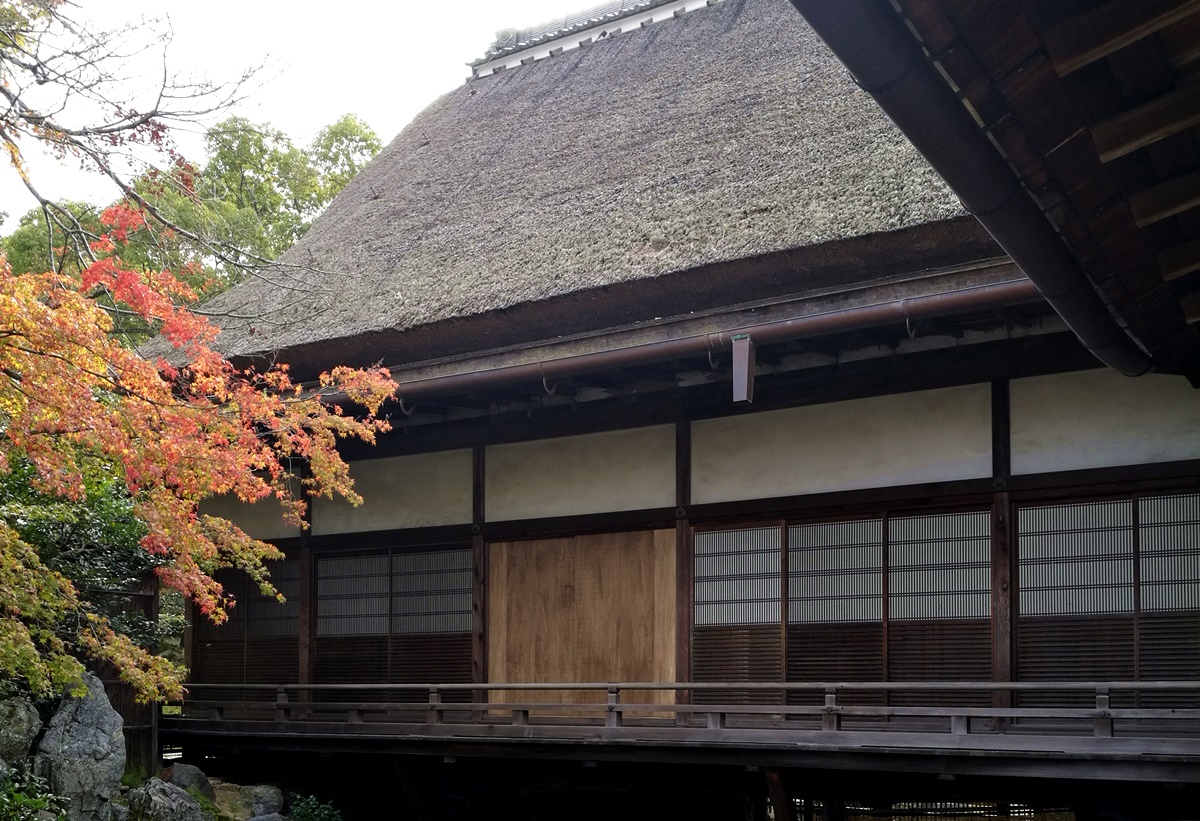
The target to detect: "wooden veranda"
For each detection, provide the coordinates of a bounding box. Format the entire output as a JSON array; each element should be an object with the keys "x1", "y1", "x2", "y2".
[{"x1": 162, "y1": 679, "x2": 1200, "y2": 784}]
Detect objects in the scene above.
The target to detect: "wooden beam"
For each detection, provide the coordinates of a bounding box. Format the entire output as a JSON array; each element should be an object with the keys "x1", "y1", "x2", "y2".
[
  {"x1": 1159, "y1": 238, "x2": 1200, "y2": 281},
  {"x1": 1182, "y1": 292, "x2": 1200, "y2": 323},
  {"x1": 1045, "y1": 0, "x2": 1200, "y2": 75},
  {"x1": 1130, "y1": 167, "x2": 1200, "y2": 226},
  {"x1": 1092, "y1": 82, "x2": 1200, "y2": 162},
  {"x1": 991, "y1": 380, "x2": 1011, "y2": 486},
  {"x1": 1162, "y1": 11, "x2": 1200, "y2": 69}
]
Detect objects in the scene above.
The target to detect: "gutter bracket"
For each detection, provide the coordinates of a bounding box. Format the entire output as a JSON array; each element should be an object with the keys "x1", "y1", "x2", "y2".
[{"x1": 732, "y1": 334, "x2": 756, "y2": 403}]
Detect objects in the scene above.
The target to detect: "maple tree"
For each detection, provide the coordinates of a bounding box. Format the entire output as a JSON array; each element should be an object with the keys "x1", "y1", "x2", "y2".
[
  {"x1": 1, "y1": 203, "x2": 396, "y2": 700},
  {"x1": 0, "y1": 1, "x2": 398, "y2": 700}
]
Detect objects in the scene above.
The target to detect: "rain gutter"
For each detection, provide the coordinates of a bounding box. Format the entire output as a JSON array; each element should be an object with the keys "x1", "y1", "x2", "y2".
[
  {"x1": 787, "y1": 0, "x2": 1153, "y2": 377},
  {"x1": 388, "y1": 278, "x2": 1041, "y2": 401}
]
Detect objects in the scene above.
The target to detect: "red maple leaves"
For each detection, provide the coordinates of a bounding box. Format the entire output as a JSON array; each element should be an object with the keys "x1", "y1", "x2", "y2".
[{"x1": 1, "y1": 203, "x2": 396, "y2": 699}]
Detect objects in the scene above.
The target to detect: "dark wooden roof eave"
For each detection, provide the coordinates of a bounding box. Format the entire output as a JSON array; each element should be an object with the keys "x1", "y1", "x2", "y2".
[
  {"x1": 825, "y1": 0, "x2": 1200, "y2": 384},
  {"x1": 234, "y1": 217, "x2": 1001, "y2": 382}
]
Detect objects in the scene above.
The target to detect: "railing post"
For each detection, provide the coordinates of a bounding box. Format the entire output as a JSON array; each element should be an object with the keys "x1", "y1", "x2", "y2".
[
  {"x1": 822, "y1": 687, "x2": 841, "y2": 732},
  {"x1": 707, "y1": 710, "x2": 726, "y2": 730},
  {"x1": 1094, "y1": 686, "x2": 1113, "y2": 738},
  {"x1": 427, "y1": 688, "x2": 442, "y2": 726},
  {"x1": 951, "y1": 715, "x2": 969, "y2": 736},
  {"x1": 606, "y1": 687, "x2": 622, "y2": 729},
  {"x1": 275, "y1": 688, "x2": 288, "y2": 722}
]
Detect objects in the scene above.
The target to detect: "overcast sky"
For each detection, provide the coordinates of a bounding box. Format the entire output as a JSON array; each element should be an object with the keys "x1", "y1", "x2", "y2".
[{"x1": 0, "y1": 0, "x2": 577, "y2": 229}]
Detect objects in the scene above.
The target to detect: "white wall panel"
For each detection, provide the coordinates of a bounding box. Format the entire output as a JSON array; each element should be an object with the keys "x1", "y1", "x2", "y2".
[
  {"x1": 1011, "y1": 369, "x2": 1200, "y2": 475},
  {"x1": 199, "y1": 494, "x2": 301, "y2": 541},
  {"x1": 312, "y1": 449, "x2": 472, "y2": 534},
  {"x1": 486, "y1": 425, "x2": 675, "y2": 521},
  {"x1": 692, "y1": 384, "x2": 991, "y2": 505}
]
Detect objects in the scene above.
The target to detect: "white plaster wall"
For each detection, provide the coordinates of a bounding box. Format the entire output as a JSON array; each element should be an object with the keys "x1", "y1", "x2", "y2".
[
  {"x1": 691, "y1": 384, "x2": 992, "y2": 505},
  {"x1": 311, "y1": 450, "x2": 472, "y2": 535},
  {"x1": 486, "y1": 425, "x2": 675, "y2": 521},
  {"x1": 199, "y1": 494, "x2": 302, "y2": 542},
  {"x1": 1011, "y1": 369, "x2": 1200, "y2": 475}
]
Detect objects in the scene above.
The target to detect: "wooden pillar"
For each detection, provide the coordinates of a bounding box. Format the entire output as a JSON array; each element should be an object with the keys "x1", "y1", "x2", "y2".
[
  {"x1": 298, "y1": 460, "x2": 315, "y2": 693},
  {"x1": 675, "y1": 421, "x2": 693, "y2": 703},
  {"x1": 780, "y1": 519, "x2": 790, "y2": 691},
  {"x1": 298, "y1": 543, "x2": 315, "y2": 694},
  {"x1": 991, "y1": 381, "x2": 1014, "y2": 710},
  {"x1": 182, "y1": 599, "x2": 195, "y2": 684},
  {"x1": 472, "y1": 446, "x2": 487, "y2": 690},
  {"x1": 765, "y1": 770, "x2": 796, "y2": 821}
]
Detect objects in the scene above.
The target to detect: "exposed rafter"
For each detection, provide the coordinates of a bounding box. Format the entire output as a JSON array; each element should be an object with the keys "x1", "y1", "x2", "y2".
[
  {"x1": 1160, "y1": 239, "x2": 1200, "y2": 282},
  {"x1": 1130, "y1": 168, "x2": 1200, "y2": 227},
  {"x1": 1044, "y1": 0, "x2": 1200, "y2": 75},
  {"x1": 1091, "y1": 82, "x2": 1200, "y2": 162}
]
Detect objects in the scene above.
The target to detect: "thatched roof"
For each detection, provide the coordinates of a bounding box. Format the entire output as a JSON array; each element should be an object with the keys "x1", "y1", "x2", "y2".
[{"x1": 205, "y1": 0, "x2": 976, "y2": 375}]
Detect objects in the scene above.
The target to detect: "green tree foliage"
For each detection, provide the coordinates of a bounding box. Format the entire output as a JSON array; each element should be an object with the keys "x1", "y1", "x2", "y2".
[
  {"x1": 1, "y1": 203, "x2": 102, "y2": 276},
  {"x1": 200, "y1": 117, "x2": 320, "y2": 259},
  {"x1": 310, "y1": 114, "x2": 383, "y2": 204},
  {"x1": 3, "y1": 114, "x2": 383, "y2": 287},
  {"x1": 0, "y1": 458, "x2": 184, "y2": 673}
]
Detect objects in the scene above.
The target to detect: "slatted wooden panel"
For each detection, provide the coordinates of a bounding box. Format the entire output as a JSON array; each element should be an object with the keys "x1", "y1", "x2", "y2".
[
  {"x1": 694, "y1": 624, "x2": 782, "y2": 705},
  {"x1": 245, "y1": 637, "x2": 299, "y2": 702},
  {"x1": 1017, "y1": 500, "x2": 1136, "y2": 707},
  {"x1": 193, "y1": 563, "x2": 298, "y2": 695},
  {"x1": 787, "y1": 623, "x2": 883, "y2": 707},
  {"x1": 314, "y1": 636, "x2": 389, "y2": 701},
  {"x1": 391, "y1": 634, "x2": 472, "y2": 702},
  {"x1": 694, "y1": 526, "x2": 782, "y2": 704},
  {"x1": 888, "y1": 620, "x2": 991, "y2": 707},
  {"x1": 194, "y1": 569, "x2": 247, "y2": 642},
  {"x1": 1139, "y1": 492, "x2": 1200, "y2": 708},
  {"x1": 1141, "y1": 613, "x2": 1200, "y2": 708},
  {"x1": 314, "y1": 548, "x2": 473, "y2": 700},
  {"x1": 887, "y1": 511, "x2": 991, "y2": 706},
  {"x1": 787, "y1": 519, "x2": 882, "y2": 706},
  {"x1": 1017, "y1": 616, "x2": 1135, "y2": 707}
]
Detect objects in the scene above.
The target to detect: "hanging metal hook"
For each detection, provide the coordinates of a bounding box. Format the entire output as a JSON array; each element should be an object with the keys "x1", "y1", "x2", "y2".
[
  {"x1": 398, "y1": 397, "x2": 416, "y2": 416},
  {"x1": 542, "y1": 376, "x2": 557, "y2": 396}
]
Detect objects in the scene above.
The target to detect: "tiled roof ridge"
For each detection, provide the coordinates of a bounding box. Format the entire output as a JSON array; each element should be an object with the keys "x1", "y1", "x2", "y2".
[{"x1": 470, "y1": 0, "x2": 723, "y2": 78}]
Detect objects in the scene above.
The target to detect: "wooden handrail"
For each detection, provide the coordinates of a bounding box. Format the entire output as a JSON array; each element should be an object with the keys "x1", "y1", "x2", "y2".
[{"x1": 176, "y1": 680, "x2": 1200, "y2": 692}]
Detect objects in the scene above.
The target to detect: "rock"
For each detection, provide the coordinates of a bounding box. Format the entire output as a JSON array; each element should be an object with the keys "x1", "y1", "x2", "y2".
[
  {"x1": 166, "y1": 763, "x2": 216, "y2": 802},
  {"x1": 104, "y1": 803, "x2": 130, "y2": 821},
  {"x1": 0, "y1": 757, "x2": 10, "y2": 782},
  {"x1": 252, "y1": 815, "x2": 286, "y2": 821},
  {"x1": 0, "y1": 696, "x2": 42, "y2": 767},
  {"x1": 211, "y1": 778, "x2": 252, "y2": 819},
  {"x1": 127, "y1": 778, "x2": 213, "y2": 821},
  {"x1": 34, "y1": 673, "x2": 125, "y2": 821},
  {"x1": 244, "y1": 784, "x2": 284, "y2": 817}
]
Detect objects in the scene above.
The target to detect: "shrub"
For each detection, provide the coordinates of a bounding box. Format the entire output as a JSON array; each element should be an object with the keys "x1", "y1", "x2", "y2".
[
  {"x1": 289, "y1": 793, "x2": 343, "y2": 821},
  {"x1": 0, "y1": 769, "x2": 68, "y2": 821}
]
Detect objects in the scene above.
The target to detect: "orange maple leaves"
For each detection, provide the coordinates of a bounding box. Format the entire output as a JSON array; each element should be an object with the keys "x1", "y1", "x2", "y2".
[{"x1": 0, "y1": 203, "x2": 396, "y2": 699}]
